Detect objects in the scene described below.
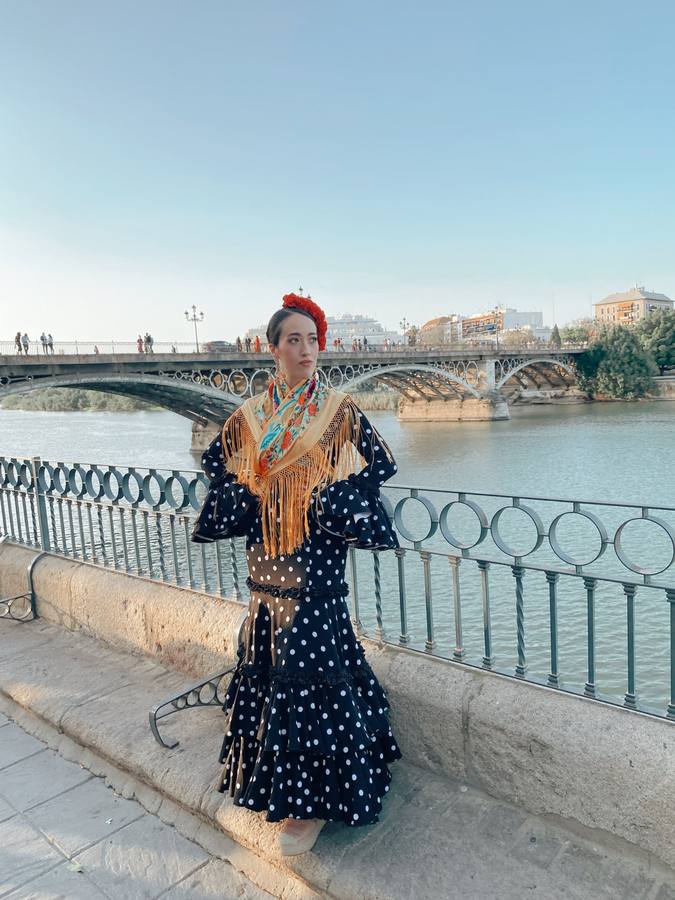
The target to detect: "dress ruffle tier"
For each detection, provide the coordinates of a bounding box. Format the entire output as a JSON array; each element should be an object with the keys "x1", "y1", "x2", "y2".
[{"x1": 217, "y1": 629, "x2": 402, "y2": 826}]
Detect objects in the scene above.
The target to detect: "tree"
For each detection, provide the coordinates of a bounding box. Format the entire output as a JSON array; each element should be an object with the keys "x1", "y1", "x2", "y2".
[
  {"x1": 500, "y1": 329, "x2": 529, "y2": 351},
  {"x1": 636, "y1": 309, "x2": 675, "y2": 374},
  {"x1": 550, "y1": 324, "x2": 562, "y2": 349},
  {"x1": 561, "y1": 318, "x2": 597, "y2": 345},
  {"x1": 576, "y1": 325, "x2": 657, "y2": 399}
]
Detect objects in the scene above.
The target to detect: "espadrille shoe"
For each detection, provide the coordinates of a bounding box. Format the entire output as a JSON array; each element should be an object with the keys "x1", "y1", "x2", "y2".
[{"x1": 278, "y1": 818, "x2": 327, "y2": 856}]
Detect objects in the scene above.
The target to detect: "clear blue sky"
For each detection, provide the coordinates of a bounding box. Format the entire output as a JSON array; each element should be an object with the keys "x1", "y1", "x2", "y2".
[{"x1": 3, "y1": 0, "x2": 675, "y2": 343}]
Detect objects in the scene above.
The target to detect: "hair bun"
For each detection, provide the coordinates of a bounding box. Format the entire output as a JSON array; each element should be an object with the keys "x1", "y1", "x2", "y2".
[{"x1": 282, "y1": 293, "x2": 328, "y2": 351}]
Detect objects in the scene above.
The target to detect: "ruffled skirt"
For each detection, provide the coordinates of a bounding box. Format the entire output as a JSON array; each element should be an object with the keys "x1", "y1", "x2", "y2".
[{"x1": 217, "y1": 550, "x2": 402, "y2": 826}]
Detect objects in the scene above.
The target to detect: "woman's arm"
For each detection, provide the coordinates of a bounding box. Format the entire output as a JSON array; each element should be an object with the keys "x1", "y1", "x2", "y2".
[
  {"x1": 190, "y1": 424, "x2": 257, "y2": 543},
  {"x1": 314, "y1": 402, "x2": 399, "y2": 549}
]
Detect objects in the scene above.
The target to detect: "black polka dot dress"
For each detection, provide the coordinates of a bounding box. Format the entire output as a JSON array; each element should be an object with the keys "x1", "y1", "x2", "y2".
[{"x1": 192, "y1": 404, "x2": 403, "y2": 827}]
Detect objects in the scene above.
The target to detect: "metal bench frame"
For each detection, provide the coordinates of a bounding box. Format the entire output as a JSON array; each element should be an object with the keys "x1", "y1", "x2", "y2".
[
  {"x1": 149, "y1": 607, "x2": 248, "y2": 748},
  {"x1": 0, "y1": 539, "x2": 46, "y2": 622}
]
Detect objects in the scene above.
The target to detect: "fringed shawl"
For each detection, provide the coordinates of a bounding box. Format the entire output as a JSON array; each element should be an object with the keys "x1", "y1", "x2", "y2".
[{"x1": 221, "y1": 391, "x2": 369, "y2": 557}]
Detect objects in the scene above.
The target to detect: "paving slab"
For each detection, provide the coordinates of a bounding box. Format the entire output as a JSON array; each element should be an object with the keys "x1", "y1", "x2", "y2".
[
  {"x1": 0, "y1": 797, "x2": 15, "y2": 824},
  {"x1": 0, "y1": 723, "x2": 46, "y2": 770},
  {"x1": 0, "y1": 815, "x2": 63, "y2": 896},
  {"x1": 72, "y1": 815, "x2": 210, "y2": 900},
  {"x1": 161, "y1": 858, "x2": 276, "y2": 900},
  {"x1": 4, "y1": 861, "x2": 110, "y2": 899},
  {"x1": 24, "y1": 777, "x2": 145, "y2": 856},
  {"x1": 0, "y1": 747, "x2": 92, "y2": 812}
]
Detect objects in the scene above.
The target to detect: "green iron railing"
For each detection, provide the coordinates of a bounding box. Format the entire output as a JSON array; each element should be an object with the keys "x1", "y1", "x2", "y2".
[{"x1": 1, "y1": 454, "x2": 674, "y2": 721}]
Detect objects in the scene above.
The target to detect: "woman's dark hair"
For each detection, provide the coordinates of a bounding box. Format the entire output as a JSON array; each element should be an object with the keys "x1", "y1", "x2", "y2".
[{"x1": 266, "y1": 307, "x2": 316, "y2": 347}]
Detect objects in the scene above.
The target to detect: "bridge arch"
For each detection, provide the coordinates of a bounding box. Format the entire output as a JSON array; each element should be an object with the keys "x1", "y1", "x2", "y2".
[
  {"x1": 0, "y1": 374, "x2": 242, "y2": 425},
  {"x1": 495, "y1": 358, "x2": 577, "y2": 392},
  {"x1": 325, "y1": 363, "x2": 482, "y2": 400}
]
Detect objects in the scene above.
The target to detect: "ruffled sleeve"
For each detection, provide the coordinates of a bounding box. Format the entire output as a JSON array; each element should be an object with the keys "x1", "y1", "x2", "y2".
[
  {"x1": 314, "y1": 404, "x2": 399, "y2": 550},
  {"x1": 191, "y1": 419, "x2": 258, "y2": 543}
]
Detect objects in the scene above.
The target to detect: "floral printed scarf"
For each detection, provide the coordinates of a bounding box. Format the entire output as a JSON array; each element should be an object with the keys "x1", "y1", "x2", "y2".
[{"x1": 254, "y1": 370, "x2": 330, "y2": 476}]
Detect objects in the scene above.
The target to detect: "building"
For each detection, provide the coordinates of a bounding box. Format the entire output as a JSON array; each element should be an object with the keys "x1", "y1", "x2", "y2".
[
  {"x1": 244, "y1": 313, "x2": 400, "y2": 349},
  {"x1": 419, "y1": 315, "x2": 463, "y2": 346},
  {"x1": 460, "y1": 307, "x2": 545, "y2": 342},
  {"x1": 593, "y1": 286, "x2": 673, "y2": 325}
]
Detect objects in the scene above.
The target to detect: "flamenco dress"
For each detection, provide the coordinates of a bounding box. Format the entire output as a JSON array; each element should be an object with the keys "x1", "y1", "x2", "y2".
[{"x1": 192, "y1": 406, "x2": 403, "y2": 827}]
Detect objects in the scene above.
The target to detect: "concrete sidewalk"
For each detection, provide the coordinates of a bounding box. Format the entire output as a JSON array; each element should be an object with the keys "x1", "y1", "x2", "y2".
[
  {"x1": 1, "y1": 618, "x2": 674, "y2": 900},
  {"x1": 0, "y1": 711, "x2": 274, "y2": 899}
]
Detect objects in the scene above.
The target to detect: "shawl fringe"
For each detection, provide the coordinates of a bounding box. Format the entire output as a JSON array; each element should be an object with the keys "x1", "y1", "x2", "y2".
[{"x1": 221, "y1": 396, "x2": 374, "y2": 557}]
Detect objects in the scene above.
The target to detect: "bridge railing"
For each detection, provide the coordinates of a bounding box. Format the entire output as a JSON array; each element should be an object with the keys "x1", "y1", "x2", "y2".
[
  {"x1": 0, "y1": 340, "x2": 590, "y2": 357},
  {"x1": 1, "y1": 454, "x2": 673, "y2": 721}
]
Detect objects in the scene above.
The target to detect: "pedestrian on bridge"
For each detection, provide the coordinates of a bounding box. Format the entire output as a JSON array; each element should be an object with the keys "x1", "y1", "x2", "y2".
[
  {"x1": 192, "y1": 291, "x2": 402, "y2": 857},
  {"x1": 14, "y1": 332, "x2": 21, "y2": 354},
  {"x1": 236, "y1": 336, "x2": 243, "y2": 352},
  {"x1": 47, "y1": 334, "x2": 54, "y2": 354},
  {"x1": 21, "y1": 333, "x2": 29, "y2": 355},
  {"x1": 254, "y1": 334, "x2": 261, "y2": 353},
  {"x1": 137, "y1": 335, "x2": 144, "y2": 353},
  {"x1": 40, "y1": 332, "x2": 48, "y2": 354}
]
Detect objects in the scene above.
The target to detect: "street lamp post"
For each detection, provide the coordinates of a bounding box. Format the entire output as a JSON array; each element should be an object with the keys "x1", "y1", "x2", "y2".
[
  {"x1": 399, "y1": 317, "x2": 410, "y2": 348},
  {"x1": 184, "y1": 305, "x2": 205, "y2": 353}
]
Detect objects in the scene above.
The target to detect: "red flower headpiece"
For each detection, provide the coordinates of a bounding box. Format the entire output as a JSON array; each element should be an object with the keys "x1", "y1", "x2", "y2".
[{"x1": 282, "y1": 292, "x2": 327, "y2": 351}]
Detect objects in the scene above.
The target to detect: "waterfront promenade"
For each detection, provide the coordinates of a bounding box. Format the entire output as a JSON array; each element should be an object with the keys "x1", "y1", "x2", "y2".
[
  {"x1": 2, "y1": 442, "x2": 675, "y2": 896},
  {"x1": 0, "y1": 708, "x2": 272, "y2": 899},
  {"x1": 1, "y1": 617, "x2": 674, "y2": 899}
]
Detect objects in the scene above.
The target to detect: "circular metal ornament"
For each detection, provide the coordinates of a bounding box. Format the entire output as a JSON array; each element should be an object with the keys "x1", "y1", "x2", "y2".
[
  {"x1": 5, "y1": 461, "x2": 19, "y2": 488},
  {"x1": 439, "y1": 499, "x2": 489, "y2": 550},
  {"x1": 250, "y1": 369, "x2": 272, "y2": 396},
  {"x1": 164, "y1": 474, "x2": 190, "y2": 509},
  {"x1": 19, "y1": 463, "x2": 33, "y2": 490},
  {"x1": 67, "y1": 465, "x2": 87, "y2": 499},
  {"x1": 188, "y1": 473, "x2": 210, "y2": 509},
  {"x1": 52, "y1": 464, "x2": 70, "y2": 496},
  {"x1": 328, "y1": 366, "x2": 344, "y2": 388},
  {"x1": 103, "y1": 469, "x2": 124, "y2": 502},
  {"x1": 122, "y1": 470, "x2": 144, "y2": 504},
  {"x1": 37, "y1": 462, "x2": 55, "y2": 493},
  {"x1": 143, "y1": 472, "x2": 166, "y2": 507},
  {"x1": 393, "y1": 494, "x2": 438, "y2": 543},
  {"x1": 490, "y1": 504, "x2": 545, "y2": 558},
  {"x1": 84, "y1": 466, "x2": 106, "y2": 501},
  {"x1": 548, "y1": 510, "x2": 608, "y2": 567},
  {"x1": 227, "y1": 370, "x2": 249, "y2": 397},
  {"x1": 614, "y1": 516, "x2": 675, "y2": 576}
]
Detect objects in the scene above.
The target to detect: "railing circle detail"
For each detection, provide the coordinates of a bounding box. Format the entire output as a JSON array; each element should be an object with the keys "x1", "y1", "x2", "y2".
[
  {"x1": 614, "y1": 516, "x2": 675, "y2": 576},
  {"x1": 490, "y1": 504, "x2": 545, "y2": 558},
  {"x1": 67, "y1": 465, "x2": 87, "y2": 499},
  {"x1": 393, "y1": 495, "x2": 438, "y2": 543},
  {"x1": 548, "y1": 510, "x2": 608, "y2": 567},
  {"x1": 439, "y1": 499, "x2": 489, "y2": 550},
  {"x1": 164, "y1": 474, "x2": 190, "y2": 509},
  {"x1": 84, "y1": 466, "x2": 106, "y2": 501},
  {"x1": 103, "y1": 469, "x2": 124, "y2": 502},
  {"x1": 142, "y1": 472, "x2": 166, "y2": 508},
  {"x1": 122, "y1": 470, "x2": 144, "y2": 504}
]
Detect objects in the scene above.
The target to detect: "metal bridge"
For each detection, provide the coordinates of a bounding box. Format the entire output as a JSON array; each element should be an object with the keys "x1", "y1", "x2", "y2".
[{"x1": 0, "y1": 348, "x2": 582, "y2": 426}]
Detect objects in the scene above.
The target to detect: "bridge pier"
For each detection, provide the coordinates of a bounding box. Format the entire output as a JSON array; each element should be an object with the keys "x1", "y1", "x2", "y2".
[
  {"x1": 191, "y1": 421, "x2": 220, "y2": 454},
  {"x1": 397, "y1": 395, "x2": 510, "y2": 422}
]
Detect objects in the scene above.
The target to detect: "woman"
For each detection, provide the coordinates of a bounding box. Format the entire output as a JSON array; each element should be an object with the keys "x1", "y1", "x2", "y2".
[{"x1": 192, "y1": 293, "x2": 402, "y2": 856}]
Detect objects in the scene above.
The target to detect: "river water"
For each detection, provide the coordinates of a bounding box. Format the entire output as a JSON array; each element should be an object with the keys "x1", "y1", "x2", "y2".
[{"x1": 2, "y1": 400, "x2": 674, "y2": 712}]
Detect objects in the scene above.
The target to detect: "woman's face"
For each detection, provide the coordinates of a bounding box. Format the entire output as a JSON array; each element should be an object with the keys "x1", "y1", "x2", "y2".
[{"x1": 269, "y1": 312, "x2": 319, "y2": 387}]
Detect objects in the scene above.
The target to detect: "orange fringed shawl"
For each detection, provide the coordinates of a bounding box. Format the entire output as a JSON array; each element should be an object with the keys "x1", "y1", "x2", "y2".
[{"x1": 221, "y1": 391, "x2": 372, "y2": 557}]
